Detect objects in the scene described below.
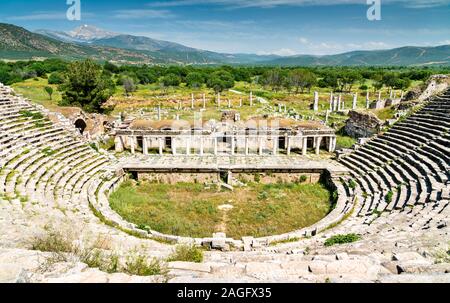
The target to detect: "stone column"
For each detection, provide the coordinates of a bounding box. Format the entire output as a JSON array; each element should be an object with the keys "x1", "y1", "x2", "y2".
[
  {"x1": 157, "y1": 105, "x2": 161, "y2": 121},
  {"x1": 186, "y1": 138, "x2": 191, "y2": 155},
  {"x1": 313, "y1": 91, "x2": 319, "y2": 112},
  {"x1": 191, "y1": 93, "x2": 195, "y2": 109},
  {"x1": 239, "y1": 98, "x2": 242, "y2": 107},
  {"x1": 228, "y1": 99, "x2": 231, "y2": 108},
  {"x1": 329, "y1": 92, "x2": 334, "y2": 111},
  {"x1": 338, "y1": 95, "x2": 342, "y2": 111},
  {"x1": 259, "y1": 137, "x2": 263, "y2": 156},
  {"x1": 199, "y1": 137, "x2": 204, "y2": 156},
  {"x1": 217, "y1": 93, "x2": 221, "y2": 108},
  {"x1": 250, "y1": 91, "x2": 253, "y2": 107},
  {"x1": 286, "y1": 137, "x2": 291, "y2": 156},
  {"x1": 172, "y1": 138, "x2": 177, "y2": 155},
  {"x1": 245, "y1": 137, "x2": 249, "y2": 155},
  {"x1": 325, "y1": 110, "x2": 330, "y2": 123},
  {"x1": 130, "y1": 136, "x2": 135, "y2": 155},
  {"x1": 328, "y1": 137, "x2": 336, "y2": 153},
  {"x1": 366, "y1": 92, "x2": 370, "y2": 109},
  {"x1": 315, "y1": 137, "x2": 323, "y2": 155},
  {"x1": 272, "y1": 137, "x2": 277, "y2": 155},
  {"x1": 214, "y1": 137, "x2": 218, "y2": 155},
  {"x1": 333, "y1": 97, "x2": 338, "y2": 112},
  {"x1": 389, "y1": 89, "x2": 393, "y2": 99},
  {"x1": 159, "y1": 137, "x2": 163, "y2": 155},
  {"x1": 400, "y1": 91, "x2": 404, "y2": 100},
  {"x1": 203, "y1": 94, "x2": 206, "y2": 109},
  {"x1": 231, "y1": 136, "x2": 235, "y2": 155},
  {"x1": 302, "y1": 137, "x2": 308, "y2": 156},
  {"x1": 378, "y1": 91, "x2": 382, "y2": 101},
  {"x1": 115, "y1": 136, "x2": 124, "y2": 153},
  {"x1": 143, "y1": 136, "x2": 149, "y2": 155},
  {"x1": 352, "y1": 93, "x2": 357, "y2": 110}
]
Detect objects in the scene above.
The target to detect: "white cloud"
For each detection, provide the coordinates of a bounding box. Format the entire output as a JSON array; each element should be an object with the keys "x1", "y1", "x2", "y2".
[
  {"x1": 7, "y1": 12, "x2": 66, "y2": 21},
  {"x1": 6, "y1": 11, "x2": 95, "y2": 21},
  {"x1": 257, "y1": 48, "x2": 297, "y2": 56},
  {"x1": 147, "y1": 0, "x2": 450, "y2": 9},
  {"x1": 113, "y1": 9, "x2": 175, "y2": 19}
]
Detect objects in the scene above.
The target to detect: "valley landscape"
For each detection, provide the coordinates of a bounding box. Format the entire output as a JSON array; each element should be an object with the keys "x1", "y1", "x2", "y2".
[{"x1": 0, "y1": 0, "x2": 449, "y2": 287}]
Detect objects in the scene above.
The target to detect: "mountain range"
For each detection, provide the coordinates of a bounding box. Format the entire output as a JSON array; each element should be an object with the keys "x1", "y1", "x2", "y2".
[{"x1": 1, "y1": 23, "x2": 449, "y2": 66}]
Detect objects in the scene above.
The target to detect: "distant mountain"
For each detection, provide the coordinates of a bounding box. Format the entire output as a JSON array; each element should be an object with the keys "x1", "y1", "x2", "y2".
[
  {"x1": 37, "y1": 25, "x2": 276, "y2": 64},
  {"x1": 0, "y1": 23, "x2": 153, "y2": 63},
  {"x1": 36, "y1": 25, "x2": 118, "y2": 43},
  {"x1": 2, "y1": 23, "x2": 450, "y2": 66},
  {"x1": 262, "y1": 45, "x2": 450, "y2": 66}
]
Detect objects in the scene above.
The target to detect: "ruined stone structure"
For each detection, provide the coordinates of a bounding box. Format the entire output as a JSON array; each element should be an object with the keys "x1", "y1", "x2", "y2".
[
  {"x1": 345, "y1": 110, "x2": 383, "y2": 138},
  {"x1": 113, "y1": 119, "x2": 337, "y2": 156},
  {"x1": 0, "y1": 82, "x2": 449, "y2": 283}
]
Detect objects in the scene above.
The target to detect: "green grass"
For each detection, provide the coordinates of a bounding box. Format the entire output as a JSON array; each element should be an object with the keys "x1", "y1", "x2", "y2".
[
  {"x1": 12, "y1": 77, "x2": 62, "y2": 110},
  {"x1": 374, "y1": 107, "x2": 396, "y2": 121},
  {"x1": 336, "y1": 135, "x2": 357, "y2": 149},
  {"x1": 109, "y1": 180, "x2": 332, "y2": 239},
  {"x1": 166, "y1": 245, "x2": 204, "y2": 263},
  {"x1": 324, "y1": 233, "x2": 361, "y2": 247}
]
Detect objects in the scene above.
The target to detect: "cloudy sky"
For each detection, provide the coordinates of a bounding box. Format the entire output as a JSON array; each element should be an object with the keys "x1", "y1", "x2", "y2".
[{"x1": 0, "y1": 0, "x2": 449, "y2": 55}]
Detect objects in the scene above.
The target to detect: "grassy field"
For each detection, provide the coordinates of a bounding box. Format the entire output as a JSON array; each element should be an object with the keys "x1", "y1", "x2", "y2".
[
  {"x1": 109, "y1": 180, "x2": 332, "y2": 239},
  {"x1": 11, "y1": 76, "x2": 422, "y2": 125},
  {"x1": 11, "y1": 77, "x2": 62, "y2": 110}
]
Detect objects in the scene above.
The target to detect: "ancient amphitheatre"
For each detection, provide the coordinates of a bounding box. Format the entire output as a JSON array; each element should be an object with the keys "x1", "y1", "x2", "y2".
[{"x1": 1, "y1": 72, "x2": 449, "y2": 283}]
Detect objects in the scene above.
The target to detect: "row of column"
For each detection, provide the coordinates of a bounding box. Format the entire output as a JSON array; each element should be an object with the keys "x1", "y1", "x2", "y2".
[{"x1": 123, "y1": 135, "x2": 336, "y2": 156}]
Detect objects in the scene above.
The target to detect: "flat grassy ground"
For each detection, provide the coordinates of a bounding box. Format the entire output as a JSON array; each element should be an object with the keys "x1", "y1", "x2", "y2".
[
  {"x1": 109, "y1": 180, "x2": 332, "y2": 239},
  {"x1": 12, "y1": 77, "x2": 62, "y2": 111}
]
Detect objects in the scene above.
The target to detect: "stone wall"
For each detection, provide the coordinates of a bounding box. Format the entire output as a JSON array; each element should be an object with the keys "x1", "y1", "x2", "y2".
[
  {"x1": 138, "y1": 172, "x2": 219, "y2": 184},
  {"x1": 235, "y1": 172, "x2": 321, "y2": 184},
  {"x1": 345, "y1": 110, "x2": 382, "y2": 139}
]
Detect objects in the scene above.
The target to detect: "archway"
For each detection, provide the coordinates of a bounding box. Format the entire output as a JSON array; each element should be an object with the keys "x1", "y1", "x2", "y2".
[{"x1": 74, "y1": 119, "x2": 87, "y2": 134}]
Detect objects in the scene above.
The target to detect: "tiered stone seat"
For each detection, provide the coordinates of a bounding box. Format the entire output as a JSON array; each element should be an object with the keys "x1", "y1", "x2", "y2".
[{"x1": 339, "y1": 90, "x2": 450, "y2": 222}]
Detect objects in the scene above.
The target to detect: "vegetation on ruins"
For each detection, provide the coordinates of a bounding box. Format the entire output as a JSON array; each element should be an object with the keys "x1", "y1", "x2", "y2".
[
  {"x1": 109, "y1": 180, "x2": 332, "y2": 239},
  {"x1": 324, "y1": 233, "x2": 361, "y2": 247},
  {"x1": 167, "y1": 245, "x2": 204, "y2": 263},
  {"x1": 29, "y1": 227, "x2": 168, "y2": 277}
]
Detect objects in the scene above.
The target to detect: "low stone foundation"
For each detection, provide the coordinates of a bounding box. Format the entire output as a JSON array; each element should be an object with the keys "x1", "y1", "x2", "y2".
[
  {"x1": 235, "y1": 172, "x2": 321, "y2": 184},
  {"x1": 138, "y1": 172, "x2": 219, "y2": 184}
]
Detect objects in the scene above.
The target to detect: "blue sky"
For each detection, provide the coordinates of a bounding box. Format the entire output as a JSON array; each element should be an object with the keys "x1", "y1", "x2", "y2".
[{"x1": 0, "y1": 0, "x2": 449, "y2": 55}]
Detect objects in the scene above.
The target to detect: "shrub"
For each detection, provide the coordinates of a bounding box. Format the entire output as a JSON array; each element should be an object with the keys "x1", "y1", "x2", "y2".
[
  {"x1": 254, "y1": 174, "x2": 261, "y2": 183},
  {"x1": 348, "y1": 179, "x2": 357, "y2": 190},
  {"x1": 299, "y1": 175, "x2": 308, "y2": 183},
  {"x1": 124, "y1": 252, "x2": 167, "y2": 276},
  {"x1": 324, "y1": 234, "x2": 361, "y2": 247},
  {"x1": 385, "y1": 191, "x2": 394, "y2": 204},
  {"x1": 30, "y1": 229, "x2": 75, "y2": 255},
  {"x1": 167, "y1": 245, "x2": 204, "y2": 263},
  {"x1": 89, "y1": 143, "x2": 99, "y2": 152},
  {"x1": 48, "y1": 72, "x2": 64, "y2": 84}
]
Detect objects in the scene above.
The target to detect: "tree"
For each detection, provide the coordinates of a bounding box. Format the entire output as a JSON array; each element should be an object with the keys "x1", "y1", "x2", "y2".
[
  {"x1": 59, "y1": 59, "x2": 115, "y2": 113},
  {"x1": 123, "y1": 77, "x2": 136, "y2": 96},
  {"x1": 48, "y1": 72, "x2": 64, "y2": 85},
  {"x1": 44, "y1": 86, "x2": 53, "y2": 100},
  {"x1": 161, "y1": 73, "x2": 181, "y2": 87},
  {"x1": 206, "y1": 70, "x2": 234, "y2": 93},
  {"x1": 185, "y1": 72, "x2": 204, "y2": 89}
]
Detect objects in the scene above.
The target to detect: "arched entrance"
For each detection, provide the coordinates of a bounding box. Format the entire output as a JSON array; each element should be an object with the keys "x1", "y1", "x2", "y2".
[{"x1": 74, "y1": 119, "x2": 87, "y2": 134}]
